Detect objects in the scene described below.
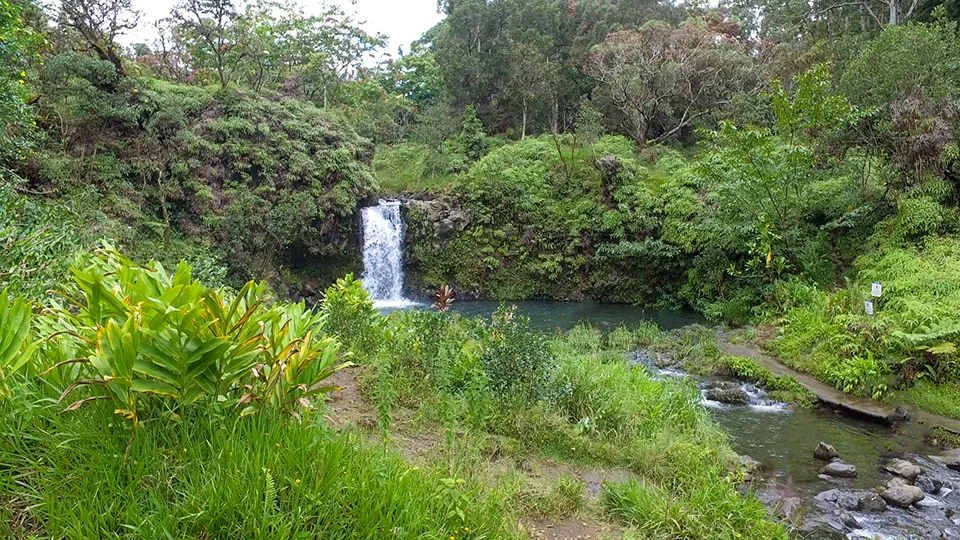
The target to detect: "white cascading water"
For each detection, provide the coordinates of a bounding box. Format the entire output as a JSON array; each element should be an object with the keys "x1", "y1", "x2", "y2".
[{"x1": 360, "y1": 200, "x2": 415, "y2": 308}]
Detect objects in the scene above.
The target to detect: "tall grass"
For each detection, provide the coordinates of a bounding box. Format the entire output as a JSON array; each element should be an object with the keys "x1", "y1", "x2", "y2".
[
  {"x1": 363, "y1": 313, "x2": 786, "y2": 539},
  {"x1": 603, "y1": 477, "x2": 784, "y2": 540},
  {"x1": 0, "y1": 391, "x2": 518, "y2": 539}
]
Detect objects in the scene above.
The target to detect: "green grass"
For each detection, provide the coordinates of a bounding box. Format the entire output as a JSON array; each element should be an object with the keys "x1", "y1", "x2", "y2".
[
  {"x1": 362, "y1": 313, "x2": 788, "y2": 540},
  {"x1": 895, "y1": 381, "x2": 960, "y2": 420},
  {"x1": 0, "y1": 392, "x2": 517, "y2": 539},
  {"x1": 603, "y1": 477, "x2": 783, "y2": 540}
]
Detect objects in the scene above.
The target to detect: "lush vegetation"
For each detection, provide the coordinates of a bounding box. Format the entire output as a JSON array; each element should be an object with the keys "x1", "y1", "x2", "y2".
[
  {"x1": 6, "y1": 0, "x2": 960, "y2": 535},
  {"x1": 0, "y1": 254, "x2": 783, "y2": 538}
]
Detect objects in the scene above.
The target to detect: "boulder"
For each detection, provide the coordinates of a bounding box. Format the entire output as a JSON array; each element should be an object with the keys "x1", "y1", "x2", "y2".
[
  {"x1": 881, "y1": 485, "x2": 925, "y2": 508},
  {"x1": 916, "y1": 475, "x2": 944, "y2": 494},
  {"x1": 887, "y1": 476, "x2": 909, "y2": 488},
  {"x1": 704, "y1": 386, "x2": 751, "y2": 405},
  {"x1": 814, "y1": 442, "x2": 839, "y2": 461},
  {"x1": 820, "y1": 461, "x2": 857, "y2": 478},
  {"x1": 815, "y1": 489, "x2": 886, "y2": 512},
  {"x1": 885, "y1": 458, "x2": 921, "y2": 483}
]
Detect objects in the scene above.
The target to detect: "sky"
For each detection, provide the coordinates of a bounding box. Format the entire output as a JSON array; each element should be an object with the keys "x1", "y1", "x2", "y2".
[{"x1": 124, "y1": 0, "x2": 445, "y2": 56}]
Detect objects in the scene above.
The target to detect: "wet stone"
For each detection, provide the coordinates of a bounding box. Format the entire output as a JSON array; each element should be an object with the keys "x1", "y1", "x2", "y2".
[
  {"x1": 935, "y1": 448, "x2": 960, "y2": 472},
  {"x1": 881, "y1": 484, "x2": 925, "y2": 508},
  {"x1": 820, "y1": 461, "x2": 857, "y2": 478},
  {"x1": 917, "y1": 475, "x2": 943, "y2": 494},
  {"x1": 739, "y1": 455, "x2": 762, "y2": 475},
  {"x1": 774, "y1": 496, "x2": 804, "y2": 522},
  {"x1": 886, "y1": 458, "x2": 922, "y2": 483},
  {"x1": 814, "y1": 442, "x2": 839, "y2": 461},
  {"x1": 838, "y1": 512, "x2": 860, "y2": 529},
  {"x1": 704, "y1": 386, "x2": 751, "y2": 405},
  {"x1": 858, "y1": 492, "x2": 887, "y2": 512}
]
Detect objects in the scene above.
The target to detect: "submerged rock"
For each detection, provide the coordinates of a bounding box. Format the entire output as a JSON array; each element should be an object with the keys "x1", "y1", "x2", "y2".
[
  {"x1": 881, "y1": 484, "x2": 925, "y2": 508},
  {"x1": 886, "y1": 458, "x2": 921, "y2": 483},
  {"x1": 704, "y1": 386, "x2": 751, "y2": 405},
  {"x1": 814, "y1": 442, "x2": 839, "y2": 461},
  {"x1": 820, "y1": 461, "x2": 857, "y2": 478}
]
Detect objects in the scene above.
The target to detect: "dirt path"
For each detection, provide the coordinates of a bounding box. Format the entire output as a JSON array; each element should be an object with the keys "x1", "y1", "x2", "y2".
[
  {"x1": 719, "y1": 342, "x2": 960, "y2": 434},
  {"x1": 324, "y1": 367, "x2": 377, "y2": 430}
]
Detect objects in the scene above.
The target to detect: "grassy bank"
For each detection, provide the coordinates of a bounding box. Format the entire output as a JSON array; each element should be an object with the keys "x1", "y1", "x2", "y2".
[
  {"x1": 0, "y1": 251, "x2": 786, "y2": 539},
  {"x1": 765, "y1": 237, "x2": 960, "y2": 418}
]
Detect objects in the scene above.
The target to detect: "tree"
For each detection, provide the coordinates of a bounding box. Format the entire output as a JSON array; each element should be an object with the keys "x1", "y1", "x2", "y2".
[
  {"x1": 585, "y1": 19, "x2": 758, "y2": 144},
  {"x1": 59, "y1": 0, "x2": 140, "y2": 75},
  {"x1": 697, "y1": 65, "x2": 864, "y2": 257},
  {"x1": 810, "y1": 0, "x2": 922, "y2": 26},
  {"x1": 172, "y1": 0, "x2": 238, "y2": 86},
  {"x1": 841, "y1": 20, "x2": 960, "y2": 109},
  {"x1": 506, "y1": 42, "x2": 557, "y2": 138}
]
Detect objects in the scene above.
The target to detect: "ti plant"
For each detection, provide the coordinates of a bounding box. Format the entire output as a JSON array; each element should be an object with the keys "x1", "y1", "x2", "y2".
[
  {"x1": 432, "y1": 285, "x2": 456, "y2": 312},
  {"x1": 42, "y1": 247, "x2": 350, "y2": 452},
  {"x1": 0, "y1": 291, "x2": 35, "y2": 399}
]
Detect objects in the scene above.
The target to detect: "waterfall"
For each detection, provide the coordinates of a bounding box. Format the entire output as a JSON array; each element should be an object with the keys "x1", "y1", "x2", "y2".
[{"x1": 360, "y1": 200, "x2": 414, "y2": 308}]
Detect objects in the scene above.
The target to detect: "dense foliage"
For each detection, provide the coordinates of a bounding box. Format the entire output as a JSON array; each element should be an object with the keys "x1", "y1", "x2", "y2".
[{"x1": 7, "y1": 0, "x2": 960, "y2": 534}]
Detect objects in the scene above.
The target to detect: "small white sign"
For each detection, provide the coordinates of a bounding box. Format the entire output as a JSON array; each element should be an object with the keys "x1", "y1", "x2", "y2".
[
  {"x1": 864, "y1": 299, "x2": 875, "y2": 315},
  {"x1": 871, "y1": 282, "x2": 882, "y2": 298}
]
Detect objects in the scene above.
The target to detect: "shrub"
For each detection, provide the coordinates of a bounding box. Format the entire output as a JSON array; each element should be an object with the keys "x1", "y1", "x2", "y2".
[
  {"x1": 41, "y1": 248, "x2": 349, "y2": 433},
  {"x1": 320, "y1": 275, "x2": 383, "y2": 358},
  {"x1": 480, "y1": 305, "x2": 556, "y2": 403}
]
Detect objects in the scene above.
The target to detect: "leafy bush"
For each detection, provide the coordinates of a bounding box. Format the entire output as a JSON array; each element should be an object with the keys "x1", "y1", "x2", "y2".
[
  {"x1": 41, "y1": 248, "x2": 349, "y2": 431},
  {"x1": 320, "y1": 275, "x2": 383, "y2": 358},
  {"x1": 480, "y1": 306, "x2": 556, "y2": 402}
]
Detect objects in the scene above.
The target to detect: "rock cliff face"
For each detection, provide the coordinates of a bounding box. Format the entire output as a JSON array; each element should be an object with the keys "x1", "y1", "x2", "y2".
[{"x1": 401, "y1": 196, "x2": 472, "y2": 297}]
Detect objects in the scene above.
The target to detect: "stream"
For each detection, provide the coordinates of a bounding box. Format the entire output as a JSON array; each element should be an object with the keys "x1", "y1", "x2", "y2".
[{"x1": 636, "y1": 350, "x2": 960, "y2": 540}]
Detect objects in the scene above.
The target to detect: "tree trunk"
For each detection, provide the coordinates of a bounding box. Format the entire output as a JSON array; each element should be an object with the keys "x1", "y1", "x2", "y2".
[
  {"x1": 552, "y1": 96, "x2": 559, "y2": 133},
  {"x1": 521, "y1": 98, "x2": 527, "y2": 140},
  {"x1": 889, "y1": 0, "x2": 899, "y2": 25}
]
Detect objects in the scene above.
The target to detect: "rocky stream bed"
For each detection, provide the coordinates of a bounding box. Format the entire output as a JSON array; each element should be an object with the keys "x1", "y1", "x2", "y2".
[{"x1": 633, "y1": 349, "x2": 960, "y2": 540}]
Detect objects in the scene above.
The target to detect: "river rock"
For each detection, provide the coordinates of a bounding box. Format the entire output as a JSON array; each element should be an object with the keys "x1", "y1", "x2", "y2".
[
  {"x1": 934, "y1": 448, "x2": 960, "y2": 471},
  {"x1": 815, "y1": 489, "x2": 859, "y2": 510},
  {"x1": 838, "y1": 512, "x2": 860, "y2": 529},
  {"x1": 887, "y1": 476, "x2": 909, "y2": 488},
  {"x1": 886, "y1": 458, "x2": 921, "y2": 483},
  {"x1": 820, "y1": 461, "x2": 857, "y2": 478},
  {"x1": 739, "y1": 455, "x2": 762, "y2": 475},
  {"x1": 881, "y1": 484, "x2": 925, "y2": 508},
  {"x1": 704, "y1": 386, "x2": 751, "y2": 405},
  {"x1": 814, "y1": 442, "x2": 839, "y2": 461},
  {"x1": 858, "y1": 492, "x2": 888, "y2": 512},
  {"x1": 815, "y1": 489, "x2": 886, "y2": 512},
  {"x1": 779, "y1": 497, "x2": 804, "y2": 522},
  {"x1": 917, "y1": 474, "x2": 943, "y2": 494}
]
